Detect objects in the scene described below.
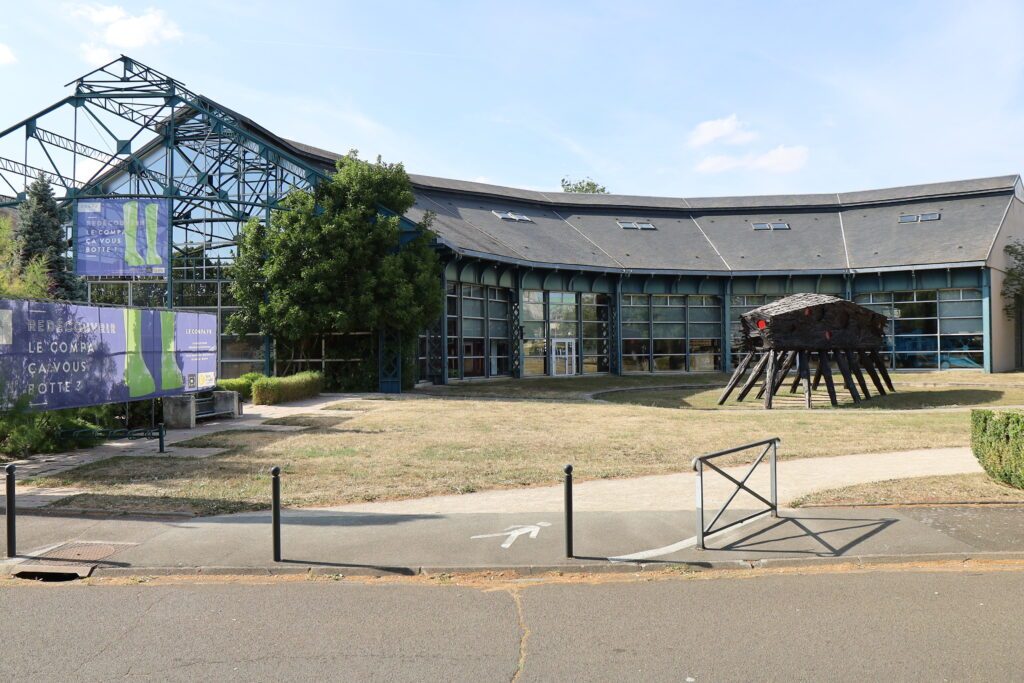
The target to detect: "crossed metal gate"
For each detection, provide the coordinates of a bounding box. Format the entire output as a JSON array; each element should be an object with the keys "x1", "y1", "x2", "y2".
[{"x1": 693, "y1": 437, "x2": 780, "y2": 550}]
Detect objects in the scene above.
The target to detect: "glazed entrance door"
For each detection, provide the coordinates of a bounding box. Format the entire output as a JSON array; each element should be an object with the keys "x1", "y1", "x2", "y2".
[{"x1": 551, "y1": 338, "x2": 577, "y2": 376}]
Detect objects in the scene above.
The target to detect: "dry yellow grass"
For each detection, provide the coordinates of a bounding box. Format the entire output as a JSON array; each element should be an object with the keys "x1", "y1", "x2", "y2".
[
  {"x1": 34, "y1": 395, "x2": 971, "y2": 515},
  {"x1": 793, "y1": 473, "x2": 1024, "y2": 506}
]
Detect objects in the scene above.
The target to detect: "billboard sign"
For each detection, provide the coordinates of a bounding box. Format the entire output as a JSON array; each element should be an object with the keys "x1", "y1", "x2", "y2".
[
  {"x1": 0, "y1": 299, "x2": 217, "y2": 411},
  {"x1": 74, "y1": 198, "x2": 170, "y2": 276}
]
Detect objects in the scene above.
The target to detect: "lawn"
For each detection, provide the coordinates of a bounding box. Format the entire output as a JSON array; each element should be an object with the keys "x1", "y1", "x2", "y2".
[
  {"x1": 793, "y1": 473, "x2": 1024, "y2": 507},
  {"x1": 598, "y1": 370, "x2": 1024, "y2": 410},
  {"x1": 32, "y1": 391, "x2": 975, "y2": 516}
]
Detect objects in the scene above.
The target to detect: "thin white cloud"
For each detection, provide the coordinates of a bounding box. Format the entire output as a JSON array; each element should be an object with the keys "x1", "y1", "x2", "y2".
[
  {"x1": 67, "y1": 4, "x2": 183, "y2": 64},
  {"x1": 688, "y1": 114, "x2": 758, "y2": 148},
  {"x1": 0, "y1": 43, "x2": 16, "y2": 66},
  {"x1": 696, "y1": 145, "x2": 809, "y2": 174}
]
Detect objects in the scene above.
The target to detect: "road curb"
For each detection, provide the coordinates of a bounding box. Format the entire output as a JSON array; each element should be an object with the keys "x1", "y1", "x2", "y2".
[{"x1": 79, "y1": 551, "x2": 1024, "y2": 580}]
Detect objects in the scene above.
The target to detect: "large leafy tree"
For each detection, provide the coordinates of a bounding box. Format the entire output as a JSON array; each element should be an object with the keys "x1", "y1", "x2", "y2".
[
  {"x1": 16, "y1": 176, "x2": 84, "y2": 301},
  {"x1": 0, "y1": 213, "x2": 51, "y2": 298},
  {"x1": 561, "y1": 177, "x2": 608, "y2": 194},
  {"x1": 229, "y1": 152, "x2": 443, "y2": 376}
]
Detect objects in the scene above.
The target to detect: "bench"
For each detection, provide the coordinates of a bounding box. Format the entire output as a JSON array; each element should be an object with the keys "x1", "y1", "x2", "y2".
[{"x1": 163, "y1": 390, "x2": 241, "y2": 429}]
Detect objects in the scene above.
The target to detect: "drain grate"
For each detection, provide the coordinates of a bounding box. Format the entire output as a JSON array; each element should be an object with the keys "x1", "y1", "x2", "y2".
[{"x1": 30, "y1": 541, "x2": 136, "y2": 566}]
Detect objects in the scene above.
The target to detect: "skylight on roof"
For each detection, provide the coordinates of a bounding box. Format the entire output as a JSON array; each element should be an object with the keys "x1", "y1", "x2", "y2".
[
  {"x1": 770, "y1": 222, "x2": 790, "y2": 231},
  {"x1": 752, "y1": 222, "x2": 788, "y2": 231},
  {"x1": 617, "y1": 220, "x2": 657, "y2": 230},
  {"x1": 898, "y1": 214, "x2": 920, "y2": 223},
  {"x1": 493, "y1": 210, "x2": 533, "y2": 223},
  {"x1": 919, "y1": 212, "x2": 941, "y2": 221}
]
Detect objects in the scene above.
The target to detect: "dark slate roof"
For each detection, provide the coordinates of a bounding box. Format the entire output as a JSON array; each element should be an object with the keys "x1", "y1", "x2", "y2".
[{"x1": 281, "y1": 138, "x2": 1018, "y2": 275}]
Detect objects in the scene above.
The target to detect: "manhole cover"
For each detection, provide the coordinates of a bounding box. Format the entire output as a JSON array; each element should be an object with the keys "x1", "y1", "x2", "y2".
[{"x1": 31, "y1": 541, "x2": 136, "y2": 566}]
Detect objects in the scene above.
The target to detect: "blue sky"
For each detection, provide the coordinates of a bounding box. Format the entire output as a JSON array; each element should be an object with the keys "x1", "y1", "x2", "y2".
[{"x1": 2, "y1": 1, "x2": 1024, "y2": 197}]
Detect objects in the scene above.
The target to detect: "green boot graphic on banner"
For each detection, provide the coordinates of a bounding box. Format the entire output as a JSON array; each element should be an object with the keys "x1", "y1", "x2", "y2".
[
  {"x1": 160, "y1": 310, "x2": 183, "y2": 391},
  {"x1": 123, "y1": 201, "x2": 145, "y2": 267},
  {"x1": 145, "y1": 202, "x2": 162, "y2": 265},
  {"x1": 124, "y1": 309, "x2": 156, "y2": 398}
]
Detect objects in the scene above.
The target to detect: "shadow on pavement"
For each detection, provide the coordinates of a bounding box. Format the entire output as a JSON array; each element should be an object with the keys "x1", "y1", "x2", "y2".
[
  {"x1": 714, "y1": 514, "x2": 898, "y2": 557},
  {"x1": 279, "y1": 559, "x2": 417, "y2": 575}
]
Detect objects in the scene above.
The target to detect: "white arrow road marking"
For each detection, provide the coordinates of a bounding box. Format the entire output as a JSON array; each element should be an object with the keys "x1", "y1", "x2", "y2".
[{"x1": 471, "y1": 522, "x2": 551, "y2": 549}]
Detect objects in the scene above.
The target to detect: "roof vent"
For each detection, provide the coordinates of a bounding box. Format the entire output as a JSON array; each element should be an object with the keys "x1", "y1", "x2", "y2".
[{"x1": 493, "y1": 210, "x2": 533, "y2": 223}]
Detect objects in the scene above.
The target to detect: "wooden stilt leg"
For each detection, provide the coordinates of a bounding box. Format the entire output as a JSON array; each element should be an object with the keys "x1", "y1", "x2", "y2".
[
  {"x1": 771, "y1": 350, "x2": 798, "y2": 396},
  {"x1": 835, "y1": 350, "x2": 861, "y2": 403},
  {"x1": 718, "y1": 351, "x2": 754, "y2": 405},
  {"x1": 859, "y1": 350, "x2": 886, "y2": 395},
  {"x1": 764, "y1": 349, "x2": 777, "y2": 409},
  {"x1": 756, "y1": 351, "x2": 782, "y2": 399},
  {"x1": 737, "y1": 351, "x2": 771, "y2": 402},
  {"x1": 812, "y1": 352, "x2": 824, "y2": 390},
  {"x1": 800, "y1": 350, "x2": 812, "y2": 408},
  {"x1": 870, "y1": 350, "x2": 895, "y2": 392},
  {"x1": 789, "y1": 361, "x2": 802, "y2": 393},
  {"x1": 819, "y1": 350, "x2": 839, "y2": 407},
  {"x1": 847, "y1": 350, "x2": 871, "y2": 399}
]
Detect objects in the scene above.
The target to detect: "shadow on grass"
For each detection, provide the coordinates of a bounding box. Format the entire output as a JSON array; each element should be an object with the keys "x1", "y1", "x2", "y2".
[{"x1": 836, "y1": 388, "x2": 1004, "y2": 409}]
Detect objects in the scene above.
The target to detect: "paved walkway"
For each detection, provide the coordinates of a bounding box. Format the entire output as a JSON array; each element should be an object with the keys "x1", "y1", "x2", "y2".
[{"x1": 322, "y1": 447, "x2": 982, "y2": 514}]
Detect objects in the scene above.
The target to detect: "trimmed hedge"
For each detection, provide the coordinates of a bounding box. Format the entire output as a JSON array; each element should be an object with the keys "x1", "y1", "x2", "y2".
[
  {"x1": 971, "y1": 409, "x2": 1024, "y2": 489},
  {"x1": 216, "y1": 372, "x2": 265, "y2": 401},
  {"x1": 251, "y1": 371, "x2": 324, "y2": 405}
]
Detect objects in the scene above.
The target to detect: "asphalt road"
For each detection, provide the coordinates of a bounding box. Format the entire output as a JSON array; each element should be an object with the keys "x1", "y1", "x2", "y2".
[{"x1": 2, "y1": 568, "x2": 1022, "y2": 681}]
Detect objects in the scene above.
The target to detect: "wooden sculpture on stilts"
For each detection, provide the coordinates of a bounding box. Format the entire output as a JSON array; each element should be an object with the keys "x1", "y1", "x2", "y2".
[{"x1": 718, "y1": 293, "x2": 893, "y2": 409}]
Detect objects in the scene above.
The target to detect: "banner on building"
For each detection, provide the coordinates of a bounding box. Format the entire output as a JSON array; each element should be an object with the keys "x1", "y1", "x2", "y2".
[
  {"x1": 0, "y1": 299, "x2": 217, "y2": 411},
  {"x1": 74, "y1": 198, "x2": 170, "y2": 276}
]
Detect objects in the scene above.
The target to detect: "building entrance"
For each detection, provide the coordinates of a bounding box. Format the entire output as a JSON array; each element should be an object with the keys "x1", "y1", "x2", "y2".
[{"x1": 551, "y1": 338, "x2": 577, "y2": 376}]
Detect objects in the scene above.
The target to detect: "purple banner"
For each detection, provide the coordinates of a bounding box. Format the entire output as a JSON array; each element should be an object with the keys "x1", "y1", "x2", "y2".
[
  {"x1": 0, "y1": 299, "x2": 217, "y2": 411},
  {"x1": 74, "y1": 198, "x2": 170, "y2": 276}
]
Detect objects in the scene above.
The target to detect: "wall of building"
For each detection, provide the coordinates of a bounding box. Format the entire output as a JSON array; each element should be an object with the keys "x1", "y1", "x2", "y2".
[{"x1": 984, "y1": 196, "x2": 1024, "y2": 372}]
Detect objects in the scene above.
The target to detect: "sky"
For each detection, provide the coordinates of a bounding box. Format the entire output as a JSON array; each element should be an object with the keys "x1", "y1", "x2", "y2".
[{"x1": 2, "y1": 1, "x2": 1024, "y2": 198}]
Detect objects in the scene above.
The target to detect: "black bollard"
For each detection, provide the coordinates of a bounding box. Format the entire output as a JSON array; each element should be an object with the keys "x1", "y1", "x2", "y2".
[
  {"x1": 564, "y1": 464, "x2": 573, "y2": 559},
  {"x1": 5, "y1": 464, "x2": 15, "y2": 558},
  {"x1": 270, "y1": 466, "x2": 281, "y2": 562},
  {"x1": 158, "y1": 423, "x2": 165, "y2": 454}
]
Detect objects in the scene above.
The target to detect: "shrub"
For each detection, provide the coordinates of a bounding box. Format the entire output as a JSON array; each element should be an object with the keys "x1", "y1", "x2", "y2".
[
  {"x1": 0, "y1": 397, "x2": 111, "y2": 458},
  {"x1": 250, "y1": 371, "x2": 324, "y2": 405},
  {"x1": 971, "y1": 409, "x2": 1024, "y2": 489},
  {"x1": 217, "y1": 372, "x2": 265, "y2": 400}
]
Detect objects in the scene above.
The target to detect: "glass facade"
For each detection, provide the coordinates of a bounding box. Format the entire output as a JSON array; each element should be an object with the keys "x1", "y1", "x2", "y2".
[
  {"x1": 728, "y1": 288, "x2": 984, "y2": 371},
  {"x1": 521, "y1": 290, "x2": 610, "y2": 377},
  {"x1": 854, "y1": 288, "x2": 983, "y2": 369},
  {"x1": 622, "y1": 294, "x2": 723, "y2": 372},
  {"x1": 444, "y1": 282, "x2": 513, "y2": 380}
]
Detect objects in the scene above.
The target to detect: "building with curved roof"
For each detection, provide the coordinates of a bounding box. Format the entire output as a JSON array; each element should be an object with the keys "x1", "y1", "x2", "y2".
[{"x1": 293, "y1": 138, "x2": 1020, "y2": 382}]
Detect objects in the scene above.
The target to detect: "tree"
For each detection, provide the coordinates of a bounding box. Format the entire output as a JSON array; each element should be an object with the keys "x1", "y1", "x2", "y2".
[
  {"x1": 16, "y1": 176, "x2": 84, "y2": 301},
  {"x1": 1002, "y1": 239, "x2": 1024, "y2": 319},
  {"x1": 229, "y1": 152, "x2": 443, "y2": 383},
  {"x1": 561, "y1": 177, "x2": 608, "y2": 194},
  {"x1": 0, "y1": 213, "x2": 50, "y2": 299}
]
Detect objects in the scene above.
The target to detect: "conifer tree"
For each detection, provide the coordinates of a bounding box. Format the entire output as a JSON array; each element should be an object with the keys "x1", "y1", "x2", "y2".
[{"x1": 16, "y1": 176, "x2": 84, "y2": 301}]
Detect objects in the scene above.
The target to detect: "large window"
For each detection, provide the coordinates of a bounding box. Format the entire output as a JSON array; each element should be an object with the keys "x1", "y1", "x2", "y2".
[
  {"x1": 854, "y1": 288, "x2": 982, "y2": 369},
  {"x1": 522, "y1": 290, "x2": 547, "y2": 376},
  {"x1": 445, "y1": 282, "x2": 512, "y2": 380},
  {"x1": 622, "y1": 294, "x2": 722, "y2": 373},
  {"x1": 582, "y1": 293, "x2": 610, "y2": 373}
]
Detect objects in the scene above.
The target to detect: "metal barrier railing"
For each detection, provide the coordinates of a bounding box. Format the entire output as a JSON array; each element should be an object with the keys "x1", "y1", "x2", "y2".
[{"x1": 692, "y1": 437, "x2": 779, "y2": 550}]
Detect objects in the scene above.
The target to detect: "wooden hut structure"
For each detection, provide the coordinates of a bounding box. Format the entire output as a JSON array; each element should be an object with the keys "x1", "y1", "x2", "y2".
[{"x1": 719, "y1": 293, "x2": 894, "y2": 409}]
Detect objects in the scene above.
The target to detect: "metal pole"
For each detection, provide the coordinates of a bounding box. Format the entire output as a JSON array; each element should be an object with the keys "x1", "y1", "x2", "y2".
[
  {"x1": 270, "y1": 466, "x2": 281, "y2": 562},
  {"x1": 5, "y1": 464, "x2": 15, "y2": 558},
  {"x1": 770, "y1": 440, "x2": 778, "y2": 517},
  {"x1": 563, "y1": 464, "x2": 573, "y2": 558},
  {"x1": 695, "y1": 459, "x2": 704, "y2": 550},
  {"x1": 158, "y1": 423, "x2": 165, "y2": 454}
]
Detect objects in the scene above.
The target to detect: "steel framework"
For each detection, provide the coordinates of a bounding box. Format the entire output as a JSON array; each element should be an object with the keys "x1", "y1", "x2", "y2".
[{"x1": 0, "y1": 55, "x2": 333, "y2": 379}]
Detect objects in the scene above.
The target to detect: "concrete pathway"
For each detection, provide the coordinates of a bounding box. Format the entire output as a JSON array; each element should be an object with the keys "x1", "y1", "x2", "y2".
[{"x1": 320, "y1": 447, "x2": 983, "y2": 515}]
